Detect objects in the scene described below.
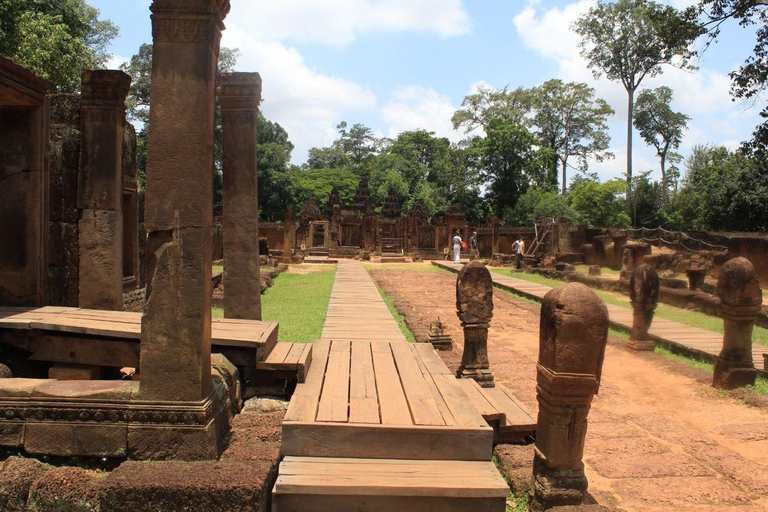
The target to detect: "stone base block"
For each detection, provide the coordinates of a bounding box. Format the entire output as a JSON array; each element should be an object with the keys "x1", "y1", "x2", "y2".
[
  {"x1": 627, "y1": 339, "x2": 655, "y2": 351},
  {"x1": 127, "y1": 420, "x2": 220, "y2": 461},
  {"x1": 713, "y1": 358, "x2": 757, "y2": 390},
  {"x1": 25, "y1": 422, "x2": 127, "y2": 458},
  {"x1": 457, "y1": 368, "x2": 495, "y2": 388},
  {"x1": 531, "y1": 468, "x2": 588, "y2": 511},
  {"x1": 427, "y1": 337, "x2": 452, "y2": 351}
]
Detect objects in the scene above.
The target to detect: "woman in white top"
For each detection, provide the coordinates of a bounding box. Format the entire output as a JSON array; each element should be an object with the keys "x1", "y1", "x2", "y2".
[{"x1": 452, "y1": 231, "x2": 462, "y2": 264}]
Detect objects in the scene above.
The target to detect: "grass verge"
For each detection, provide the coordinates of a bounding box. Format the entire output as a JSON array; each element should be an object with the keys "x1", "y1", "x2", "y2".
[
  {"x1": 488, "y1": 267, "x2": 768, "y2": 347},
  {"x1": 375, "y1": 285, "x2": 417, "y2": 342},
  {"x1": 212, "y1": 265, "x2": 336, "y2": 343}
]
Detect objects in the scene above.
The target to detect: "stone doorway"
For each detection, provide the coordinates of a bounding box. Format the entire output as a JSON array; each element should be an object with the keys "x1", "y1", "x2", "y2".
[{"x1": 310, "y1": 221, "x2": 328, "y2": 248}]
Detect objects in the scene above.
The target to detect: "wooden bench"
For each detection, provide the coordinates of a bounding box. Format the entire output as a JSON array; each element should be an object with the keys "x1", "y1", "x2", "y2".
[{"x1": 458, "y1": 378, "x2": 537, "y2": 444}]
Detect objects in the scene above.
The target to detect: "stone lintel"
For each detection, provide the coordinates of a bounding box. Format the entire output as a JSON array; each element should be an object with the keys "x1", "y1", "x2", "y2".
[{"x1": 0, "y1": 55, "x2": 51, "y2": 105}]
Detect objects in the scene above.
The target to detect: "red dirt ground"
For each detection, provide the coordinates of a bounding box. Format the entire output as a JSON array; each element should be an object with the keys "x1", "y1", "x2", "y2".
[{"x1": 371, "y1": 268, "x2": 768, "y2": 511}]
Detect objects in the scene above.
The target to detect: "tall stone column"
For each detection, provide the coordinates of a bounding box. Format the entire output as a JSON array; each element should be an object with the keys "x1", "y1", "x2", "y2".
[
  {"x1": 78, "y1": 70, "x2": 131, "y2": 310},
  {"x1": 713, "y1": 257, "x2": 762, "y2": 389},
  {"x1": 628, "y1": 264, "x2": 660, "y2": 351},
  {"x1": 531, "y1": 283, "x2": 608, "y2": 511},
  {"x1": 456, "y1": 261, "x2": 495, "y2": 387},
  {"x1": 218, "y1": 72, "x2": 262, "y2": 320},
  {"x1": 134, "y1": 0, "x2": 230, "y2": 459}
]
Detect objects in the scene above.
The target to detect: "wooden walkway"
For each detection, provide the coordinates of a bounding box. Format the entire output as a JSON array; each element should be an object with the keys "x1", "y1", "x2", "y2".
[
  {"x1": 320, "y1": 259, "x2": 406, "y2": 343},
  {"x1": 0, "y1": 306, "x2": 279, "y2": 369},
  {"x1": 433, "y1": 261, "x2": 768, "y2": 372}
]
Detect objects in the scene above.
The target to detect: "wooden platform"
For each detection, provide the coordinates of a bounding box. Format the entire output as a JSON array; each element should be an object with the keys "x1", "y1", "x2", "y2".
[
  {"x1": 272, "y1": 457, "x2": 510, "y2": 511},
  {"x1": 458, "y1": 378, "x2": 536, "y2": 443},
  {"x1": 434, "y1": 261, "x2": 768, "y2": 374},
  {"x1": 0, "y1": 306, "x2": 279, "y2": 368},
  {"x1": 321, "y1": 260, "x2": 406, "y2": 343},
  {"x1": 256, "y1": 341, "x2": 312, "y2": 382},
  {"x1": 283, "y1": 339, "x2": 493, "y2": 461}
]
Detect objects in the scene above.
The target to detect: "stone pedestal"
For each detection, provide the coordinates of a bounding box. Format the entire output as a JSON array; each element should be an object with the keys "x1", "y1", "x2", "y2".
[
  {"x1": 218, "y1": 72, "x2": 263, "y2": 320},
  {"x1": 530, "y1": 283, "x2": 608, "y2": 511},
  {"x1": 588, "y1": 265, "x2": 601, "y2": 276},
  {"x1": 456, "y1": 261, "x2": 495, "y2": 387},
  {"x1": 628, "y1": 264, "x2": 660, "y2": 351},
  {"x1": 713, "y1": 257, "x2": 762, "y2": 390},
  {"x1": 78, "y1": 70, "x2": 131, "y2": 310},
  {"x1": 137, "y1": 0, "x2": 230, "y2": 459},
  {"x1": 686, "y1": 267, "x2": 707, "y2": 291},
  {"x1": 427, "y1": 318, "x2": 452, "y2": 350}
]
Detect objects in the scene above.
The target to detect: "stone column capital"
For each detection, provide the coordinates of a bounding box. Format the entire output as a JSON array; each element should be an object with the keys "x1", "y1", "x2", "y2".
[
  {"x1": 150, "y1": 0, "x2": 230, "y2": 44},
  {"x1": 217, "y1": 72, "x2": 262, "y2": 117},
  {"x1": 80, "y1": 70, "x2": 131, "y2": 122}
]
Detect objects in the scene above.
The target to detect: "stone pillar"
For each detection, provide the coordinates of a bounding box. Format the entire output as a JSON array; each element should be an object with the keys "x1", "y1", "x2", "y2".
[
  {"x1": 77, "y1": 70, "x2": 131, "y2": 310},
  {"x1": 135, "y1": 0, "x2": 230, "y2": 459},
  {"x1": 628, "y1": 264, "x2": 660, "y2": 351},
  {"x1": 686, "y1": 267, "x2": 707, "y2": 291},
  {"x1": 218, "y1": 72, "x2": 262, "y2": 320},
  {"x1": 713, "y1": 257, "x2": 762, "y2": 390},
  {"x1": 456, "y1": 261, "x2": 495, "y2": 387},
  {"x1": 531, "y1": 283, "x2": 608, "y2": 511}
]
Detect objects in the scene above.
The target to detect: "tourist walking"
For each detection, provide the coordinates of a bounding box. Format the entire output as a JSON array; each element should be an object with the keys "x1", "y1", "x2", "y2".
[
  {"x1": 469, "y1": 231, "x2": 478, "y2": 261},
  {"x1": 453, "y1": 231, "x2": 462, "y2": 264}
]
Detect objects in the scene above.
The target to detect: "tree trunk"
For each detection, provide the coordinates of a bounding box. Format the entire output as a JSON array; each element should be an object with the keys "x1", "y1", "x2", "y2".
[
  {"x1": 626, "y1": 89, "x2": 635, "y2": 226},
  {"x1": 561, "y1": 157, "x2": 567, "y2": 196},
  {"x1": 660, "y1": 152, "x2": 667, "y2": 208}
]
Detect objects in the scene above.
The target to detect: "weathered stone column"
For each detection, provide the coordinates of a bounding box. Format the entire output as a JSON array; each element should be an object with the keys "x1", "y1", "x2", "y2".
[
  {"x1": 531, "y1": 283, "x2": 608, "y2": 511},
  {"x1": 713, "y1": 257, "x2": 762, "y2": 390},
  {"x1": 134, "y1": 0, "x2": 230, "y2": 459},
  {"x1": 456, "y1": 261, "x2": 495, "y2": 387},
  {"x1": 628, "y1": 264, "x2": 660, "y2": 351},
  {"x1": 78, "y1": 70, "x2": 131, "y2": 310},
  {"x1": 218, "y1": 72, "x2": 262, "y2": 320}
]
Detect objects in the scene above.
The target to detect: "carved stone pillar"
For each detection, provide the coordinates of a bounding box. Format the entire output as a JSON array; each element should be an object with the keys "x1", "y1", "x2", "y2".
[
  {"x1": 135, "y1": 0, "x2": 230, "y2": 459},
  {"x1": 218, "y1": 72, "x2": 262, "y2": 320},
  {"x1": 531, "y1": 283, "x2": 608, "y2": 511},
  {"x1": 713, "y1": 257, "x2": 762, "y2": 390},
  {"x1": 78, "y1": 70, "x2": 131, "y2": 310},
  {"x1": 628, "y1": 264, "x2": 660, "y2": 351},
  {"x1": 456, "y1": 261, "x2": 495, "y2": 387}
]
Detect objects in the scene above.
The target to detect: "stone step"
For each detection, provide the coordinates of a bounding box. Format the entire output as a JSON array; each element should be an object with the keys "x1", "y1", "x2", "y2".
[{"x1": 271, "y1": 456, "x2": 509, "y2": 512}]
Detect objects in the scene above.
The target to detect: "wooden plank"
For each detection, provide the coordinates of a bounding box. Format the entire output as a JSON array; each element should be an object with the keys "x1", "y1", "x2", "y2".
[
  {"x1": 370, "y1": 342, "x2": 412, "y2": 425},
  {"x1": 297, "y1": 344, "x2": 313, "y2": 383},
  {"x1": 349, "y1": 342, "x2": 379, "y2": 424},
  {"x1": 431, "y1": 374, "x2": 488, "y2": 428},
  {"x1": 284, "y1": 340, "x2": 331, "y2": 422},
  {"x1": 285, "y1": 342, "x2": 306, "y2": 365},
  {"x1": 282, "y1": 421, "x2": 493, "y2": 461},
  {"x1": 483, "y1": 387, "x2": 536, "y2": 431},
  {"x1": 316, "y1": 340, "x2": 351, "y2": 423},
  {"x1": 457, "y1": 379, "x2": 503, "y2": 424},
  {"x1": 390, "y1": 343, "x2": 444, "y2": 426},
  {"x1": 413, "y1": 343, "x2": 452, "y2": 375},
  {"x1": 265, "y1": 341, "x2": 293, "y2": 364}
]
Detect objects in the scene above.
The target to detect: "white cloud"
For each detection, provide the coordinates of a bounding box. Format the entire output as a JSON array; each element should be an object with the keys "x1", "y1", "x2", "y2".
[
  {"x1": 380, "y1": 85, "x2": 463, "y2": 141},
  {"x1": 106, "y1": 54, "x2": 129, "y2": 70},
  {"x1": 223, "y1": 25, "x2": 377, "y2": 163},
  {"x1": 226, "y1": 0, "x2": 471, "y2": 47},
  {"x1": 513, "y1": 0, "x2": 760, "y2": 182}
]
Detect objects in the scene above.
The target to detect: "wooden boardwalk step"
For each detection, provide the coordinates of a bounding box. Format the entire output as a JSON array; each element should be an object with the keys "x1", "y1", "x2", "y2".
[
  {"x1": 457, "y1": 379, "x2": 537, "y2": 443},
  {"x1": 256, "y1": 342, "x2": 313, "y2": 382},
  {"x1": 272, "y1": 456, "x2": 509, "y2": 512}
]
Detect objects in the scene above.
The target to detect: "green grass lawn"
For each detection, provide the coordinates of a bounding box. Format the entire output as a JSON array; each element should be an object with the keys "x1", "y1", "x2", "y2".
[
  {"x1": 573, "y1": 264, "x2": 621, "y2": 277},
  {"x1": 487, "y1": 267, "x2": 768, "y2": 347},
  {"x1": 374, "y1": 285, "x2": 418, "y2": 342},
  {"x1": 212, "y1": 265, "x2": 337, "y2": 343}
]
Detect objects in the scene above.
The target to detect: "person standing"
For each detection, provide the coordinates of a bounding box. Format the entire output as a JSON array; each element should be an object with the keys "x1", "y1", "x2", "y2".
[
  {"x1": 516, "y1": 236, "x2": 525, "y2": 269},
  {"x1": 453, "y1": 230, "x2": 462, "y2": 264},
  {"x1": 469, "y1": 231, "x2": 478, "y2": 261}
]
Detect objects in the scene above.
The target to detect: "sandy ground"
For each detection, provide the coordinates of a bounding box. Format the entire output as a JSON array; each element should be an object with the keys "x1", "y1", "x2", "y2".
[{"x1": 371, "y1": 268, "x2": 768, "y2": 511}]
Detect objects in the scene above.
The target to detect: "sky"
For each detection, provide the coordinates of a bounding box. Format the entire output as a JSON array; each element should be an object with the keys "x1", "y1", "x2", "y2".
[{"x1": 94, "y1": 0, "x2": 762, "y2": 187}]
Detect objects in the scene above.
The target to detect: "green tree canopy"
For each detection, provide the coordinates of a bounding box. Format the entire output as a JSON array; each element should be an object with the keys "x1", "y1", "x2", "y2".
[
  {"x1": 529, "y1": 79, "x2": 614, "y2": 194},
  {"x1": 633, "y1": 86, "x2": 689, "y2": 205},
  {"x1": 574, "y1": 0, "x2": 702, "y2": 208},
  {"x1": 0, "y1": 0, "x2": 117, "y2": 91},
  {"x1": 451, "y1": 84, "x2": 532, "y2": 134}
]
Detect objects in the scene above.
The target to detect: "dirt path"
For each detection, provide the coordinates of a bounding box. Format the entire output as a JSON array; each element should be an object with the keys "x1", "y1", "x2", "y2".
[{"x1": 371, "y1": 269, "x2": 768, "y2": 511}]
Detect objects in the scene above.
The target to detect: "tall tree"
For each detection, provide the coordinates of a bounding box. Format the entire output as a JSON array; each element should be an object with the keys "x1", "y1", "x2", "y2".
[
  {"x1": 529, "y1": 79, "x2": 615, "y2": 195},
  {"x1": 632, "y1": 86, "x2": 689, "y2": 206},
  {"x1": 573, "y1": 0, "x2": 702, "y2": 208},
  {"x1": 334, "y1": 121, "x2": 380, "y2": 166},
  {"x1": 0, "y1": 0, "x2": 117, "y2": 91},
  {"x1": 698, "y1": 1, "x2": 768, "y2": 157},
  {"x1": 452, "y1": 84, "x2": 532, "y2": 134}
]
